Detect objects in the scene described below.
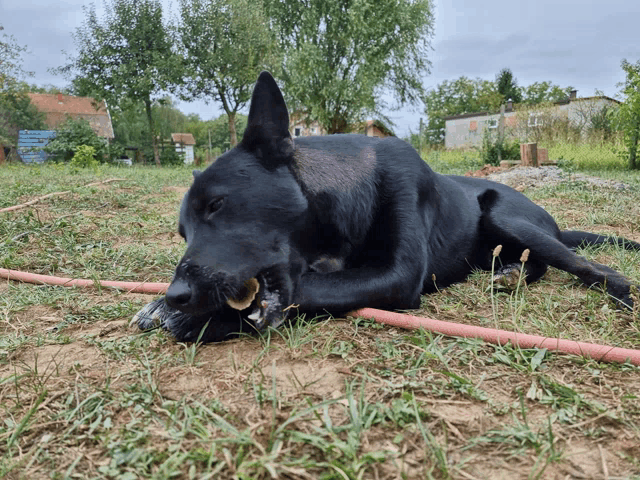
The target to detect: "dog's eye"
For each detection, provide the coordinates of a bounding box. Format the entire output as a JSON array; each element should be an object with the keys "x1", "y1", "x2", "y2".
[{"x1": 206, "y1": 197, "x2": 224, "y2": 216}]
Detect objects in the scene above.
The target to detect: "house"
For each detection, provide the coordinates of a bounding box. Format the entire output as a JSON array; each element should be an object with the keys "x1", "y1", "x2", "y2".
[
  {"x1": 361, "y1": 119, "x2": 394, "y2": 138},
  {"x1": 289, "y1": 114, "x2": 394, "y2": 138},
  {"x1": 290, "y1": 113, "x2": 326, "y2": 138},
  {"x1": 443, "y1": 90, "x2": 620, "y2": 149},
  {"x1": 171, "y1": 133, "x2": 196, "y2": 164},
  {"x1": 27, "y1": 93, "x2": 115, "y2": 139}
]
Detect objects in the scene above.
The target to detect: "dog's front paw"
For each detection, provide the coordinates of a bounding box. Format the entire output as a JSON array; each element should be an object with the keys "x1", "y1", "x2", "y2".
[{"x1": 131, "y1": 297, "x2": 190, "y2": 331}]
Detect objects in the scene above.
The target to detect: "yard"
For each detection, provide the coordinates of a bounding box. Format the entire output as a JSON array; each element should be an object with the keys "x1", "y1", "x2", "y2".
[{"x1": 1, "y1": 161, "x2": 640, "y2": 479}]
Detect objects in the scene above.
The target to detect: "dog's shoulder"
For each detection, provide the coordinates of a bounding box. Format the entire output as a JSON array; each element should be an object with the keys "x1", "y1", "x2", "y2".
[{"x1": 291, "y1": 134, "x2": 380, "y2": 195}]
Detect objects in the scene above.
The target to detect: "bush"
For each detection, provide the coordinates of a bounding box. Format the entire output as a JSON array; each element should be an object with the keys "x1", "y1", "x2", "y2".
[
  {"x1": 159, "y1": 147, "x2": 185, "y2": 166},
  {"x1": 45, "y1": 118, "x2": 109, "y2": 162},
  {"x1": 70, "y1": 145, "x2": 99, "y2": 170},
  {"x1": 481, "y1": 130, "x2": 520, "y2": 166}
]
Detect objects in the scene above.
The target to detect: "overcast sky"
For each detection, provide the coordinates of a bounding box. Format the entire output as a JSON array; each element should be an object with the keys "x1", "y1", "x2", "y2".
[{"x1": 2, "y1": 0, "x2": 638, "y2": 137}]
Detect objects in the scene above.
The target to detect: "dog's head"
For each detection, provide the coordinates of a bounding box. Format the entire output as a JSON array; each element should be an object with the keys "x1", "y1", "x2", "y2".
[{"x1": 165, "y1": 72, "x2": 308, "y2": 330}]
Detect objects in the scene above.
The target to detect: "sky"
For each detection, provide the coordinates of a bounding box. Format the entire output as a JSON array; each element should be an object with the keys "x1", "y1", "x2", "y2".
[{"x1": 2, "y1": 0, "x2": 639, "y2": 138}]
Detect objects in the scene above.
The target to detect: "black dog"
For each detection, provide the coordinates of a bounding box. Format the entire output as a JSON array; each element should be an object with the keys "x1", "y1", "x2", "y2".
[{"x1": 134, "y1": 72, "x2": 639, "y2": 343}]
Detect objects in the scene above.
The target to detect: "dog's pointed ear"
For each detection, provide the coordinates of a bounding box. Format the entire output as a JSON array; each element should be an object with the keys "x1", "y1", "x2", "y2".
[
  {"x1": 192, "y1": 170, "x2": 202, "y2": 179},
  {"x1": 241, "y1": 71, "x2": 293, "y2": 169}
]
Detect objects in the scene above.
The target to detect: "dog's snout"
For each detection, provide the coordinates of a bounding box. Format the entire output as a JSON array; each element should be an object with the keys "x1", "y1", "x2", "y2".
[{"x1": 166, "y1": 279, "x2": 192, "y2": 309}]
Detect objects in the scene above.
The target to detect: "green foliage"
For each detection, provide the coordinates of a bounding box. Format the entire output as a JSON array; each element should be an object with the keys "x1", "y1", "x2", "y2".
[
  {"x1": 0, "y1": 24, "x2": 32, "y2": 93},
  {"x1": 0, "y1": 25, "x2": 45, "y2": 145},
  {"x1": 70, "y1": 145, "x2": 99, "y2": 170},
  {"x1": 481, "y1": 130, "x2": 521, "y2": 166},
  {"x1": 44, "y1": 118, "x2": 108, "y2": 163},
  {"x1": 496, "y1": 68, "x2": 522, "y2": 103},
  {"x1": 159, "y1": 146, "x2": 184, "y2": 166},
  {"x1": 616, "y1": 59, "x2": 640, "y2": 169},
  {"x1": 175, "y1": 0, "x2": 279, "y2": 147},
  {"x1": 60, "y1": 0, "x2": 180, "y2": 166},
  {"x1": 264, "y1": 0, "x2": 434, "y2": 134},
  {"x1": 0, "y1": 86, "x2": 46, "y2": 145},
  {"x1": 423, "y1": 77, "x2": 503, "y2": 145},
  {"x1": 200, "y1": 113, "x2": 248, "y2": 153},
  {"x1": 520, "y1": 81, "x2": 574, "y2": 105}
]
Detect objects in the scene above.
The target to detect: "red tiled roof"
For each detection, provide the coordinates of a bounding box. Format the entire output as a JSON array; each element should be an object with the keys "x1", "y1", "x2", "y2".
[
  {"x1": 27, "y1": 93, "x2": 114, "y2": 139},
  {"x1": 171, "y1": 133, "x2": 196, "y2": 145},
  {"x1": 28, "y1": 93, "x2": 108, "y2": 115}
]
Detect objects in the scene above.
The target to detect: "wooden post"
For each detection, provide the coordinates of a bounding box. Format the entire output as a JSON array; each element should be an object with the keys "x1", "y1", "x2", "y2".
[
  {"x1": 537, "y1": 148, "x2": 548, "y2": 165},
  {"x1": 520, "y1": 142, "x2": 538, "y2": 167}
]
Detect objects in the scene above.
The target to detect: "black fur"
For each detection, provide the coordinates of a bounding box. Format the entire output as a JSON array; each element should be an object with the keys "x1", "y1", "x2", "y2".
[{"x1": 134, "y1": 72, "x2": 640, "y2": 343}]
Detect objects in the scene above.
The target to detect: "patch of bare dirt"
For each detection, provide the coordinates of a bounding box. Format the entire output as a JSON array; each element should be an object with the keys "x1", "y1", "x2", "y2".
[
  {"x1": 465, "y1": 164, "x2": 510, "y2": 177},
  {"x1": 162, "y1": 186, "x2": 189, "y2": 195}
]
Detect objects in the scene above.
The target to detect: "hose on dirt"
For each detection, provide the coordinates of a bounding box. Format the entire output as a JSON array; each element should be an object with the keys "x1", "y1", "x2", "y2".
[{"x1": 2, "y1": 267, "x2": 639, "y2": 366}]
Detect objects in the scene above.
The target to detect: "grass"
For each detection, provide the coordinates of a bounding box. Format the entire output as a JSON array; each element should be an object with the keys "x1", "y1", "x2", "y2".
[{"x1": 0, "y1": 160, "x2": 640, "y2": 479}]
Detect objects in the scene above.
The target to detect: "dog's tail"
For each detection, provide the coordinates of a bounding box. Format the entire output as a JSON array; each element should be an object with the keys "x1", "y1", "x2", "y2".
[{"x1": 560, "y1": 230, "x2": 640, "y2": 251}]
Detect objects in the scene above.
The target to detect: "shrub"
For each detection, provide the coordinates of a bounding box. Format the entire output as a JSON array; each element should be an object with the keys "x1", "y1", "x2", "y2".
[
  {"x1": 481, "y1": 130, "x2": 520, "y2": 166},
  {"x1": 159, "y1": 147, "x2": 185, "y2": 166},
  {"x1": 45, "y1": 118, "x2": 108, "y2": 162},
  {"x1": 69, "y1": 145, "x2": 99, "y2": 170}
]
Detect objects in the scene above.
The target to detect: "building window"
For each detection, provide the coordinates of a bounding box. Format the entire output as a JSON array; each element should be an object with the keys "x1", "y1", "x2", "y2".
[
  {"x1": 311, "y1": 127, "x2": 317, "y2": 134},
  {"x1": 487, "y1": 118, "x2": 498, "y2": 129},
  {"x1": 528, "y1": 113, "x2": 543, "y2": 127},
  {"x1": 294, "y1": 127, "x2": 301, "y2": 137}
]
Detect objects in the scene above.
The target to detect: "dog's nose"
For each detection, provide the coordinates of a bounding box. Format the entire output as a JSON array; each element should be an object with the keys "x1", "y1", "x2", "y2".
[{"x1": 166, "y1": 280, "x2": 192, "y2": 309}]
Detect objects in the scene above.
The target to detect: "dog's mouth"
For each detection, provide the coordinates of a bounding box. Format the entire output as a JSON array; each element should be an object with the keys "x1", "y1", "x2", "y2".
[{"x1": 227, "y1": 269, "x2": 289, "y2": 331}]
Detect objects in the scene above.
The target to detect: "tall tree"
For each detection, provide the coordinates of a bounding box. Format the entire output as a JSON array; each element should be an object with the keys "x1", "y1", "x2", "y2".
[
  {"x1": 617, "y1": 59, "x2": 640, "y2": 169},
  {"x1": 495, "y1": 68, "x2": 522, "y2": 103},
  {"x1": 175, "y1": 0, "x2": 279, "y2": 147},
  {"x1": 0, "y1": 25, "x2": 45, "y2": 147},
  {"x1": 422, "y1": 77, "x2": 503, "y2": 144},
  {"x1": 57, "y1": 0, "x2": 179, "y2": 166},
  {"x1": 264, "y1": 0, "x2": 434, "y2": 134}
]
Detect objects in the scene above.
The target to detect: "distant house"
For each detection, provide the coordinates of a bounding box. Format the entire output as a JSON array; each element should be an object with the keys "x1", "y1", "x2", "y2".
[
  {"x1": 290, "y1": 113, "x2": 326, "y2": 138},
  {"x1": 171, "y1": 133, "x2": 196, "y2": 164},
  {"x1": 443, "y1": 90, "x2": 620, "y2": 149},
  {"x1": 289, "y1": 114, "x2": 394, "y2": 138},
  {"x1": 27, "y1": 93, "x2": 115, "y2": 140},
  {"x1": 361, "y1": 119, "x2": 394, "y2": 138}
]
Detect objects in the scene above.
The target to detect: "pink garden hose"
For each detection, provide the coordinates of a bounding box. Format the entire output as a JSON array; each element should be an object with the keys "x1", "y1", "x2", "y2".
[{"x1": 2, "y1": 267, "x2": 639, "y2": 366}]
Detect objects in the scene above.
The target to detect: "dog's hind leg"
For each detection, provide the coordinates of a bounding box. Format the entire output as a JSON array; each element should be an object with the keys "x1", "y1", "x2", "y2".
[{"x1": 491, "y1": 220, "x2": 635, "y2": 308}]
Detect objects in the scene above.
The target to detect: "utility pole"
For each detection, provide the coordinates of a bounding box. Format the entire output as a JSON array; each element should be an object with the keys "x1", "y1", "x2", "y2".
[
  {"x1": 498, "y1": 104, "x2": 506, "y2": 163},
  {"x1": 208, "y1": 129, "x2": 212, "y2": 162}
]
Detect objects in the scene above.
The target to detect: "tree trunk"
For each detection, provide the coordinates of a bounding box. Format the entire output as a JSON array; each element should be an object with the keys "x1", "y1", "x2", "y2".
[
  {"x1": 227, "y1": 111, "x2": 237, "y2": 148},
  {"x1": 145, "y1": 98, "x2": 161, "y2": 166},
  {"x1": 0, "y1": 144, "x2": 5, "y2": 165}
]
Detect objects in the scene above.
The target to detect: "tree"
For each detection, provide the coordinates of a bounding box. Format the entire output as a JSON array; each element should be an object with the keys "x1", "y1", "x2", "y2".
[
  {"x1": 58, "y1": 0, "x2": 180, "y2": 166},
  {"x1": 422, "y1": 77, "x2": 503, "y2": 144},
  {"x1": 0, "y1": 25, "x2": 45, "y2": 147},
  {"x1": 496, "y1": 68, "x2": 522, "y2": 103},
  {"x1": 263, "y1": 0, "x2": 434, "y2": 134},
  {"x1": 175, "y1": 0, "x2": 279, "y2": 147},
  {"x1": 520, "y1": 81, "x2": 574, "y2": 105},
  {"x1": 617, "y1": 59, "x2": 640, "y2": 169},
  {"x1": 0, "y1": 25, "x2": 31, "y2": 93},
  {"x1": 0, "y1": 84, "x2": 46, "y2": 145}
]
